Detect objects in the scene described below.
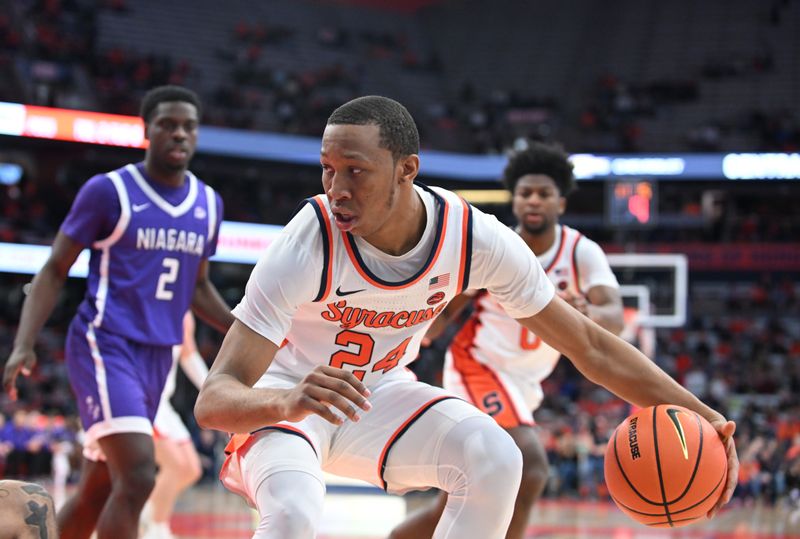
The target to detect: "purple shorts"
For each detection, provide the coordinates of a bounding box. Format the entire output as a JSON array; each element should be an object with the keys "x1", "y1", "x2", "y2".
[{"x1": 65, "y1": 315, "x2": 173, "y2": 440}]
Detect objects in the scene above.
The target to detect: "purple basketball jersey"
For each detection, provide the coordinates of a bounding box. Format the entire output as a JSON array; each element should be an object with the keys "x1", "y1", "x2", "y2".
[{"x1": 63, "y1": 163, "x2": 221, "y2": 345}]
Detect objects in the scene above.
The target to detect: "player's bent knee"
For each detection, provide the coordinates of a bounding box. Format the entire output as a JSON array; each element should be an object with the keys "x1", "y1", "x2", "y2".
[
  {"x1": 519, "y1": 449, "x2": 549, "y2": 499},
  {"x1": 255, "y1": 497, "x2": 318, "y2": 539},
  {"x1": 174, "y1": 453, "x2": 203, "y2": 484},
  {"x1": 187, "y1": 460, "x2": 203, "y2": 484},
  {"x1": 475, "y1": 426, "x2": 523, "y2": 488},
  {"x1": 251, "y1": 468, "x2": 325, "y2": 539},
  {"x1": 116, "y1": 461, "x2": 157, "y2": 498},
  {"x1": 518, "y1": 462, "x2": 549, "y2": 502},
  {"x1": 441, "y1": 417, "x2": 522, "y2": 499}
]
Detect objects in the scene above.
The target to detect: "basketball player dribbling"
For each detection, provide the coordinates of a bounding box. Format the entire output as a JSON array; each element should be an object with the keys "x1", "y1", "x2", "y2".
[
  {"x1": 3, "y1": 85, "x2": 234, "y2": 539},
  {"x1": 195, "y1": 95, "x2": 738, "y2": 539},
  {"x1": 390, "y1": 141, "x2": 625, "y2": 539}
]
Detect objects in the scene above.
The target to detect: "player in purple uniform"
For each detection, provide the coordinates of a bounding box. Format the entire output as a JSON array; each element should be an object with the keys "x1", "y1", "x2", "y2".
[{"x1": 3, "y1": 85, "x2": 234, "y2": 539}]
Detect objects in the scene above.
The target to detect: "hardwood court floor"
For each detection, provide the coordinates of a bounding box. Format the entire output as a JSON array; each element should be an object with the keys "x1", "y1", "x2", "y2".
[{"x1": 168, "y1": 484, "x2": 800, "y2": 539}]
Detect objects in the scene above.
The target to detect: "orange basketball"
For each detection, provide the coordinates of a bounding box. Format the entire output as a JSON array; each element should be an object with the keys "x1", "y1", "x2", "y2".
[{"x1": 604, "y1": 404, "x2": 727, "y2": 528}]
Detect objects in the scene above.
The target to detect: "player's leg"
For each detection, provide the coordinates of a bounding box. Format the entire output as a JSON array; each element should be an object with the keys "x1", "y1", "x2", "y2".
[
  {"x1": 389, "y1": 426, "x2": 547, "y2": 539},
  {"x1": 51, "y1": 441, "x2": 73, "y2": 510},
  {"x1": 387, "y1": 491, "x2": 446, "y2": 539},
  {"x1": 239, "y1": 430, "x2": 326, "y2": 539},
  {"x1": 59, "y1": 318, "x2": 170, "y2": 539},
  {"x1": 503, "y1": 425, "x2": 549, "y2": 539},
  {"x1": 56, "y1": 457, "x2": 111, "y2": 539},
  {"x1": 145, "y1": 436, "x2": 202, "y2": 536},
  {"x1": 0, "y1": 480, "x2": 58, "y2": 539},
  {"x1": 383, "y1": 399, "x2": 522, "y2": 539},
  {"x1": 327, "y1": 372, "x2": 521, "y2": 538},
  {"x1": 391, "y1": 353, "x2": 539, "y2": 539},
  {"x1": 94, "y1": 432, "x2": 156, "y2": 539}
]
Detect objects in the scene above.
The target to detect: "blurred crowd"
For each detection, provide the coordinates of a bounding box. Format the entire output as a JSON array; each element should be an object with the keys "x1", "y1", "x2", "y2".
[
  {"x1": 3, "y1": 153, "x2": 800, "y2": 248},
  {"x1": 1, "y1": 0, "x2": 798, "y2": 153}
]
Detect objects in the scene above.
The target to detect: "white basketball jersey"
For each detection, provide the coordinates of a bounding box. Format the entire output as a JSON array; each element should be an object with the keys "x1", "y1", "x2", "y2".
[
  {"x1": 453, "y1": 225, "x2": 585, "y2": 381},
  {"x1": 263, "y1": 185, "x2": 473, "y2": 386}
]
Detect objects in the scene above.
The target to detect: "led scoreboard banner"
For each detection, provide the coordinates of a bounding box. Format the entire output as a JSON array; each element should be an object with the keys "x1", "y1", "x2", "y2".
[
  {"x1": 3, "y1": 101, "x2": 800, "y2": 180},
  {"x1": 606, "y1": 179, "x2": 657, "y2": 226},
  {"x1": 0, "y1": 102, "x2": 147, "y2": 148}
]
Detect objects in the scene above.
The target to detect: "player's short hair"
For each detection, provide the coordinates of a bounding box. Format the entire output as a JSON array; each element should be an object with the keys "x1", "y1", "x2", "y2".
[
  {"x1": 327, "y1": 96, "x2": 419, "y2": 160},
  {"x1": 140, "y1": 85, "x2": 202, "y2": 124},
  {"x1": 502, "y1": 141, "x2": 576, "y2": 196}
]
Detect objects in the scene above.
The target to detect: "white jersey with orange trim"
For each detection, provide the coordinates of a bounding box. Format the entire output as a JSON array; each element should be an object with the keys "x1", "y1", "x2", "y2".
[
  {"x1": 445, "y1": 224, "x2": 618, "y2": 412},
  {"x1": 223, "y1": 183, "x2": 555, "y2": 499},
  {"x1": 232, "y1": 184, "x2": 555, "y2": 388}
]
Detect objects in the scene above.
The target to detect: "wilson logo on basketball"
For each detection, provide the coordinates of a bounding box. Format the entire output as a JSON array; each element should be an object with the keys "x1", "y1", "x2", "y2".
[{"x1": 427, "y1": 292, "x2": 445, "y2": 305}]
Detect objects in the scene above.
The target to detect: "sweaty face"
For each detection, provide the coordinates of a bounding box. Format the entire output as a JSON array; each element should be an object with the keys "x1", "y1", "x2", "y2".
[
  {"x1": 320, "y1": 123, "x2": 399, "y2": 238},
  {"x1": 145, "y1": 102, "x2": 199, "y2": 171},
  {"x1": 512, "y1": 174, "x2": 565, "y2": 234}
]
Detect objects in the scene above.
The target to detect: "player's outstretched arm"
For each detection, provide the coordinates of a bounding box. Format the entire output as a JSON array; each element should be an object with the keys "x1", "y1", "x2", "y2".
[
  {"x1": 191, "y1": 259, "x2": 235, "y2": 334},
  {"x1": 195, "y1": 320, "x2": 372, "y2": 433},
  {"x1": 3, "y1": 232, "x2": 85, "y2": 401},
  {"x1": 517, "y1": 294, "x2": 738, "y2": 514}
]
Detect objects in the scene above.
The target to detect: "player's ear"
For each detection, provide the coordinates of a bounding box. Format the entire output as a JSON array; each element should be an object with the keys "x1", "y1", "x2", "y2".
[
  {"x1": 397, "y1": 154, "x2": 419, "y2": 184},
  {"x1": 558, "y1": 196, "x2": 567, "y2": 216}
]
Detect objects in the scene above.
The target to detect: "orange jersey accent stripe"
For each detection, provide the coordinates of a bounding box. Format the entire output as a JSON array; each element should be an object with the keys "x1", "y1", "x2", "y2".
[
  {"x1": 377, "y1": 395, "x2": 456, "y2": 490},
  {"x1": 223, "y1": 424, "x2": 316, "y2": 456},
  {"x1": 570, "y1": 233, "x2": 583, "y2": 294},
  {"x1": 341, "y1": 198, "x2": 450, "y2": 290},
  {"x1": 449, "y1": 317, "x2": 530, "y2": 429},
  {"x1": 543, "y1": 225, "x2": 567, "y2": 273},
  {"x1": 310, "y1": 195, "x2": 334, "y2": 302},
  {"x1": 456, "y1": 196, "x2": 472, "y2": 294},
  {"x1": 224, "y1": 433, "x2": 251, "y2": 455}
]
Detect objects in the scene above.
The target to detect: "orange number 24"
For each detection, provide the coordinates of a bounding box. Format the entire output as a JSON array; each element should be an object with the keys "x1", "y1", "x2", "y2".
[{"x1": 329, "y1": 330, "x2": 412, "y2": 380}]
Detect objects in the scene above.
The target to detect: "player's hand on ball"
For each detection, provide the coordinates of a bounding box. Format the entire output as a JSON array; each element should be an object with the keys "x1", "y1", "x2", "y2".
[
  {"x1": 282, "y1": 365, "x2": 372, "y2": 425},
  {"x1": 707, "y1": 418, "x2": 738, "y2": 518}
]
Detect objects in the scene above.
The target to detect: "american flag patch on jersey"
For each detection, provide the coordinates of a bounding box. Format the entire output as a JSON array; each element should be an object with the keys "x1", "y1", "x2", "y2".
[{"x1": 429, "y1": 273, "x2": 450, "y2": 290}]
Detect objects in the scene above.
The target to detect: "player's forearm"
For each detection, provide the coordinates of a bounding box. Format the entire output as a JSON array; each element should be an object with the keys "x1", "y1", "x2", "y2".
[
  {"x1": 180, "y1": 351, "x2": 209, "y2": 390},
  {"x1": 195, "y1": 375, "x2": 289, "y2": 433},
  {"x1": 427, "y1": 293, "x2": 472, "y2": 341},
  {"x1": 191, "y1": 281, "x2": 234, "y2": 333},
  {"x1": 579, "y1": 331, "x2": 724, "y2": 424},
  {"x1": 12, "y1": 264, "x2": 67, "y2": 349},
  {"x1": 586, "y1": 303, "x2": 624, "y2": 335}
]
